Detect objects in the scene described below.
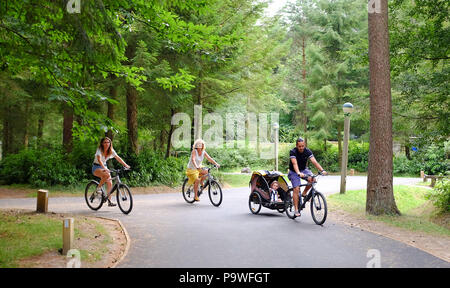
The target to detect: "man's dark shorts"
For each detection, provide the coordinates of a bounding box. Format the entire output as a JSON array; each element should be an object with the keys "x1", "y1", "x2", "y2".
[{"x1": 288, "y1": 169, "x2": 314, "y2": 188}]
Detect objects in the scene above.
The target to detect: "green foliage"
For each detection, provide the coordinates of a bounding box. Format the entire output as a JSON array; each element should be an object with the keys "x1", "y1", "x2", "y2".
[
  {"x1": 390, "y1": 0, "x2": 450, "y2": 143},
  {"x1": 0, "y1": 148, "x2": 84, "y2": 187},
  {"x1": 393, "y1": 156, "x2": 420, "y2": 176},
  {"x1": 0, "y1": 145, "x2": 187, "y2": 188},
  {"x1": 125, "y1": 150, "x2": 187, "y2": 187},
  {"x1": 207, "y1": 147, "x2": 270, "y2": 169},
  {"x1": 426, "y1": 179, "x2": 450, "y2": 213},
  {"x1": 0, "y1": 149, "x2": 37, "y2": 184},
  {"x1": 347, "y1": 142, "x2": 369, "y2": 172},
  {"x1": 394, "y1": 144, "x2": 449, "y2": 176}
]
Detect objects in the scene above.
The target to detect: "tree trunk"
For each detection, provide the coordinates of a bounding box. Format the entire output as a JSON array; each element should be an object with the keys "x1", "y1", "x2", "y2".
[
  {"x1": 106, "y1": 75, "x2": 117, "y2": 140},
  {"x1": 165, "y1": 109, "x2": 175, "y2": 159},
  {"x1": 23, "y1": 101, "x2": 30, "y2": 149},
  {"x1": 125, "y1": 42, "x2": 138, "y2": 155},
  {"x1": 193, "y1": 81, "x2": 203, "y2": 142},
  {"x1": 2, "y1": 105, "x2": 10, "y2": 157},
  {"x1": 126, "y1": 83, "x2": 138, "y2": 154},
  {"x1": 301, "y1": 36, "x2": 308, "y2": 145},
  {"x1": 62, "y1": 103, "x2": 73, "y2": 154},
  {"x1": 404, "y1": 144, "x2": 411, "y2": 160},
  {"x1": 37, "y1": 118, "x2": 44, "y2": 146},
  {"x1": 366, "y1": 0, "x2": 400, "y2": 215}
]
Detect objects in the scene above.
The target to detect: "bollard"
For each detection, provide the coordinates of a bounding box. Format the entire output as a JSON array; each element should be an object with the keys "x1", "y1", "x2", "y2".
[
  {"x1": 62, "y1": 218, "x2": 74, "y2": 255},
  {"x1": 36, "y1": 189, "x2": 48, "y2": 213},
  {"x1": 420, "y1": 170, "x2": 425, "y2": 181},
  {"x1": 350, "y1": 169, "x2": 355, "y2": 176}
]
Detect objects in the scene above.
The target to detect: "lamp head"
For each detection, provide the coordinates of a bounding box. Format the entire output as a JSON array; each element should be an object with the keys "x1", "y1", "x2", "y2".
[{"x1": 343, "y1": 102, "x2": 354, "y2": 115}]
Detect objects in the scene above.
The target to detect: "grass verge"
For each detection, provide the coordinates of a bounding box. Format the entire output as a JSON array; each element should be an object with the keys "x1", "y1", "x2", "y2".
[
  {"x1": 0, "y1": 210, "x2": 114, "y2": 268},
  {"x1": 327, "y1": 185, "x2": 450, "y2": 237}
]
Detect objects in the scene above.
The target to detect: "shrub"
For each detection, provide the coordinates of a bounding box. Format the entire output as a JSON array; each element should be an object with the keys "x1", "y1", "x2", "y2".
[
  {"x1": 123, "y1": 150, "x2": 187, "y2": 187},
  {"x1": 0, "y1": 149, "x2": 37, "y2": 184},
  {"x1": 426, "y1": 179, "x2": 450, "y2": 213},
  {"x1": 207, "y1": 147, "x2": 271, "y2": 169},
  {"x1": 0, "y1": 148, "x2": 85, "y2": 187},
  {"x1": 29, "y1": 152, "x2": 85, "y2": 187},
  {"x1": 393, "y1": 144, "x2": 449, "y2": 176}
]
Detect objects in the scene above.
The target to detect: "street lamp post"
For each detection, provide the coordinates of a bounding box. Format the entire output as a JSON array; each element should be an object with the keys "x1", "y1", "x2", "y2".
[
  {"x1": 273, "y1": 122, "x2": 279, "y2": 171},
  {"x1": 340, "y1": 103, "x2": 353, "y2": 194}
]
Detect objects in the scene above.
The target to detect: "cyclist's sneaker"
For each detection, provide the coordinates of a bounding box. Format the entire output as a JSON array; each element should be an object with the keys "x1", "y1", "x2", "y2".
[
  {"x1": 108, "y1": 200, "x2": 117, "y2": 207},
  {"x1": 194, "y1": 197, "x2": 200, "y2": 202},
  {"x1": 295, "y1": 211, "x2": 301, "y2": 217}
]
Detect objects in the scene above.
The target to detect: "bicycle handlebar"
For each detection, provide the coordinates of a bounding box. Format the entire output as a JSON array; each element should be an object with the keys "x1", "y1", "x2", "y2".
[
  {"x1": 300, "y1": 172, "x2": 326, "y2": 181},
  {"x1": 109, "y1": 167, "x2": 131, "y2": 174}
]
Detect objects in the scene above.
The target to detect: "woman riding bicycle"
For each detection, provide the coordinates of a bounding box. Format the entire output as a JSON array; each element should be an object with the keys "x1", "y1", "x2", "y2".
[
  {"x1": 92, "y1": 137, "x2": 130, "y2": 206},
  {"x1": 186, "y1": 139, "x2": 220, "y2": 202}
]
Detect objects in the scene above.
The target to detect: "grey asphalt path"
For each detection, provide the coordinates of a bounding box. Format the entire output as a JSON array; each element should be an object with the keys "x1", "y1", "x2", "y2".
[{"x1": 0, "y1": 176, "x2": 448, "y2": 268}]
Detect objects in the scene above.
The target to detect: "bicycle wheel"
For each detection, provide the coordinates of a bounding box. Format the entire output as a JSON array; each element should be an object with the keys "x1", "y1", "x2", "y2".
[
  {"x1": 208, "y1": 180, "x2": 223, "y2": 207},
  {"x1": 182, "y1": 178, "x2": 196, "y2": 204},
  {"x1": 249, "y1": 191, "x2": 262, "y2": 214},
  {"x1": 310, "y1": 190, "x2": 327, "y2": 225},
  {"x1": 117, "y1": 184, "x2": 133, "y2": 215},
  {"x1": 285, "y1": 191, "x2": 299, "y2": 219},
  {"x1": 85, "y1": 180, "x2": 104, "y2": 211}
]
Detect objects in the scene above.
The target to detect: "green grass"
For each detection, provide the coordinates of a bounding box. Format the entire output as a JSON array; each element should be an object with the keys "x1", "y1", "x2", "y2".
[
  {"x1": 0, "y1": 211, "x2": 113, "y2": 267},
  {"x1": 25, "y1": 184, "x2": 86, "y2": 198},
  {"x1": 217, "y1": 173, "x2": 251, "y2": 188},
  {"x1": 0, "y1": 211, "x2": 62, "y2": 268},
  {"x1": 328, "y1": 185, "x2": 450, "y2": 237}
]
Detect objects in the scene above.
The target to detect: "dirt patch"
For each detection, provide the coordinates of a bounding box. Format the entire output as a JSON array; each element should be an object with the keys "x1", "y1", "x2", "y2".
[
  {"x1": 0, "y1": 185, "x2": 183, "y2": 199},
  {"x1": 131, "y1": 186, "x2": 181, "y2": 195},
  {"x1": 3, "y1": 210, "x2": 128, "y2": 268},
  {"x1": 328, "y1": 209, "x2": 450, "y2": 263},
  {"x1": 0, "y1": 187, "x2": 35, "y2": 199}
]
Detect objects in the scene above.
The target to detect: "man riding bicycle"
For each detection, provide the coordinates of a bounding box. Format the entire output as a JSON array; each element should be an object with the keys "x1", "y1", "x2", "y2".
[{"x1": 288, "y1": 137, "x2": 327, "y2": 217}]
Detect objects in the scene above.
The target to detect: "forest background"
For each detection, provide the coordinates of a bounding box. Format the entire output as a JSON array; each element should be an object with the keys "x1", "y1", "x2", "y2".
[{"x1": 0, "y1": 0, "x2": 448, "y2": 188}]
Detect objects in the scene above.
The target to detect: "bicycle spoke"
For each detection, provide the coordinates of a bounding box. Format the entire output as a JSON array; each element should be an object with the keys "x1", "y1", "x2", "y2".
[
  {"x1": 209, "y1": 181, "x2": 222, "y2": 207},
  {"x1": 310, "y1": 191, "x2": 327, "y2": 225},
  {"x1": 85, "y1": 181, "x2": 104, "y2": 211},
  {"x1": 117, "y1": 185, "x2": 133, "y2": 214}
]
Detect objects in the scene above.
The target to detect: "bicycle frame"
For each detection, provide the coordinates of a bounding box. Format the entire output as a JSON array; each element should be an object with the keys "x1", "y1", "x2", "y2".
[
  {"x1": 104, "y1": 170, "x2": 123, "y2": 199},
  {"x1": 290, "y1": 175, "x2": 320, "y2": 211},
  {"x1": 198, "y1": 167, "x2": 216, "y2": 195}
]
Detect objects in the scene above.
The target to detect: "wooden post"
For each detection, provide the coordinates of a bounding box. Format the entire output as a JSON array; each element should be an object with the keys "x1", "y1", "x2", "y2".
[
  {"x1": 350, "y1": 169, "x2": 355, "y2": 176},
  {"x1": 420, "y1": 171, "x2": 425, "y2": 180},
  {"x1": 431, "y1": 178, "x2": 436, "y2": 188},
  {"x1": 62, "y1": 218, "x2": 74, "y2": 256},
  {"x1": 36, "y1": 189, "x2": 48, "y2": 213}
]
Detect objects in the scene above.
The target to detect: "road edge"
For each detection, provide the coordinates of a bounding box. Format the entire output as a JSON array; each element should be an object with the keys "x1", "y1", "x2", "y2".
[
  {"x1": 96, "y1": 216, "x2": 131, "y2": 268},
  {"x1": 328, "y1": 210, "x2": 450, "y2": 264}
]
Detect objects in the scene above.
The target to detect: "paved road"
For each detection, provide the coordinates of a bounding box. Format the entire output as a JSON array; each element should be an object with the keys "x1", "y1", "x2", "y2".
[{"x1": 0, "y1": 176, "x2": 448, "y2": 268}]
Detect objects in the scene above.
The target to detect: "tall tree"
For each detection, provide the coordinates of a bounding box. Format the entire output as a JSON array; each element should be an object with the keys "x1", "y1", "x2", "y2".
[{"x1": 366, "y1": 0, "x2": 400, "y2": 215}]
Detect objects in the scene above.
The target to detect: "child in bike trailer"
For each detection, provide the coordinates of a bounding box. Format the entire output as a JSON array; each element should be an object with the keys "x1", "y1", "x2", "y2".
[{"x1": 269, "y1": 181, "x2": 283, "y2": 203}]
